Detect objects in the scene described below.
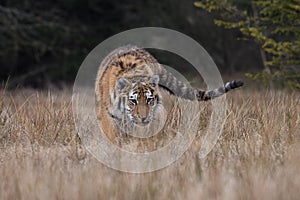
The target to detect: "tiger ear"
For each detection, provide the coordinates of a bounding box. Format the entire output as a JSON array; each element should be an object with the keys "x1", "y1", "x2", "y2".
[
  {"x1": 150, "y1": 75, "x2": 159, "y2": 87},
  {"x1": 116, "y1": 77, "x2": 130, "y2": 92}
]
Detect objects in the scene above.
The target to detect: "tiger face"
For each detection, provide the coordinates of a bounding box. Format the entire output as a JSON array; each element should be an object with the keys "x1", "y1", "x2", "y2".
[{"x1": 113, "y1": 75, "x2": 161, "y2": 126}]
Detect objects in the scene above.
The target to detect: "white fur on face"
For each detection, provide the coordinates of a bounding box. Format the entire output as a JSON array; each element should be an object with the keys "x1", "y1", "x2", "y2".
[
  {"x1": 129, "y1": 91, "x2": 138, "y2": 102},
  {"x1": 146, "y1": 89, "x2": 152, "y2": 98}
]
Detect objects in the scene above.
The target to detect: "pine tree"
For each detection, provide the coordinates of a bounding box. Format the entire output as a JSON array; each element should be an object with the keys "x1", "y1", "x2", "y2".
[{"x1": 195, "y1": 0, "x2": 300, "y2": 90}]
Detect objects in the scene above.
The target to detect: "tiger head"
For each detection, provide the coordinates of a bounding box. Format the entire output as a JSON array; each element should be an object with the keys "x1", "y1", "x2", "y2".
[{"x1": 114, "y1": 75, "x2": 161, "y2": 125}]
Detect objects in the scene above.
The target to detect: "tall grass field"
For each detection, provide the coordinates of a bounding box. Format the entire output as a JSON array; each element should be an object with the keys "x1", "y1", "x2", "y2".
[{"x1": 0, "y1": 88, "x2": 299, "y2": 199}]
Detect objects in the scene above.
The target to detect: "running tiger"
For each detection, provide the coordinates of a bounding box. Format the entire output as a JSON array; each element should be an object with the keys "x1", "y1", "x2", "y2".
[{"x1": 95, "y1": 45, "x2": 243, "y2": 142}]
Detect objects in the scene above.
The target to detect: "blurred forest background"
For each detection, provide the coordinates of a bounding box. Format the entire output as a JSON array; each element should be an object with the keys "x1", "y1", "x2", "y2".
[{"x1": 0, "y1": 0, "x2": 299, "y2": 89}]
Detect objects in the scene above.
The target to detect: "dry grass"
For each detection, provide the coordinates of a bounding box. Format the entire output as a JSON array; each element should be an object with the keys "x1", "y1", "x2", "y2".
[{"x1": 0, "y1": 88, "x2": 300, "y2": 200}]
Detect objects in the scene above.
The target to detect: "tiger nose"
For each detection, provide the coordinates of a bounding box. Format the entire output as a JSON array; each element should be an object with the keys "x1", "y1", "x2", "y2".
[
  {"x1": 137, "y1": 112, "x2": 147, "y2": 121},
  {"x1": 141, "y1": 117, "x2": 149, "y2": 123}
]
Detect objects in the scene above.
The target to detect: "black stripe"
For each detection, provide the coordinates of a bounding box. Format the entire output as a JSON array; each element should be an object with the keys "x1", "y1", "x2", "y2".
[
  {"x1": 119, "y1": 61, "x2": 124, "y2": 69},
  {"x1": 197, "y1": 90, "x2": 206, "y2": 101}
]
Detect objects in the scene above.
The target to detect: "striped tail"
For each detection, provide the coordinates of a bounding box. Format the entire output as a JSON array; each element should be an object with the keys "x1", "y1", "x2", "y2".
[
  {"x1": 151, "y1": 59, "x2": 244, "y2": 101},
  {"x1": 157, "y1": 68, "x2": 243, "y2": 101},
  {"x1": 196, "y1": 80, "x2": 244, "y2": 101}
]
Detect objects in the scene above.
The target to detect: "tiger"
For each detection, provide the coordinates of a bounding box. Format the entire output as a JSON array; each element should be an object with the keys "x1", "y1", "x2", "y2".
[{"x1": 95, "y1": 45, "x2": 243, "y2": 144}]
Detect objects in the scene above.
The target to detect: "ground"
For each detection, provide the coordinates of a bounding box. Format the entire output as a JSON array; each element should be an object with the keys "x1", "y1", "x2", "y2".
[{"x1": 0, "y1": 88, "x2": 299, "y2": 200}]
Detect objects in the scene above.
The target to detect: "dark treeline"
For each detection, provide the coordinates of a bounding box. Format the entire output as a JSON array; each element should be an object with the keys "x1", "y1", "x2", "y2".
[{"x1": 0, "y1": 0, "x2": 262, "y2": 88}]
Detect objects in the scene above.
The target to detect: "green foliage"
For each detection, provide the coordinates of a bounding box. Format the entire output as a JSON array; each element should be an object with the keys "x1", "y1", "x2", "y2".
[{"x1": 195, "y1": 0, "x2": 300, "y2": 90}]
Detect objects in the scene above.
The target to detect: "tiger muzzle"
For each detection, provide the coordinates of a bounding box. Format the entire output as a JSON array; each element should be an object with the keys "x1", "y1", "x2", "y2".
[{"x1": 137, "y1": 105, "x2": 150, "y2": 124}]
